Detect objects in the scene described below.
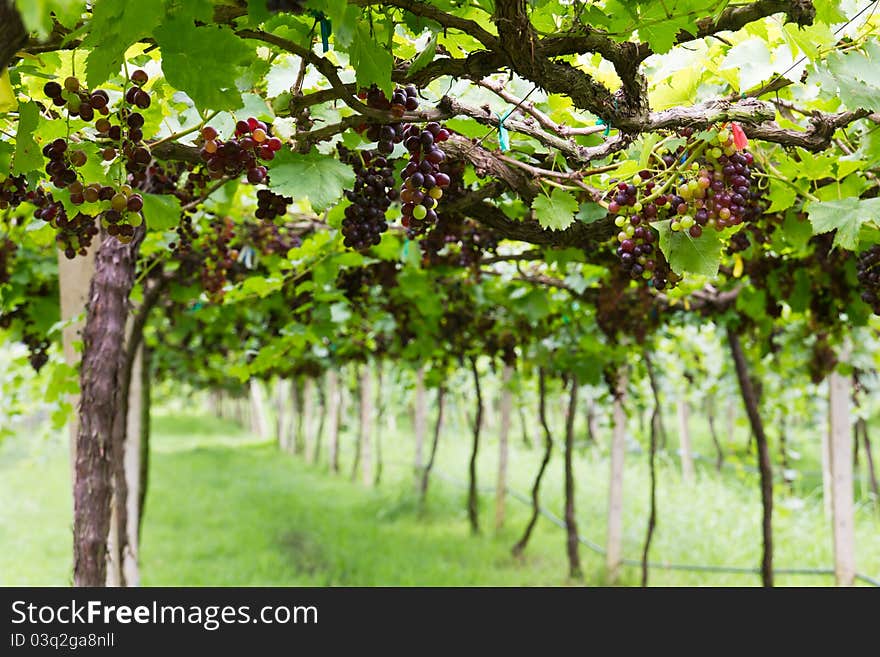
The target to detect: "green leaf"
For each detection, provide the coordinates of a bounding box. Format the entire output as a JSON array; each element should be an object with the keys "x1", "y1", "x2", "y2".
[
  {"x1": 654, "y1": 221, "x2": 722, "y2": 277},
  {"x1": 141, "y1": 193, "x2": 181, "y2": 231},
  {"x1": 576, "y1": 202, "x2": 607, "y2": 224},
  {"x1": 83, "y1": 0, "x2": 164, "y2": 87},
  {"x1": 736, "y1": 286, "x2": 767, "y2": 323},
  {"x1": 310, "y1": 0, "x2": 360, "y2": 48},
  {"x1": 720, "y1": 38, "x2": 773, "y2": 91},
  {"x1": 12, "y1": 101, "x2": 42, "y2": 175},
  {"x1": 407, "y1": 34, "x2": 437, "y2": 78},
  {"x1": 268, "y1": 148, "x2": 355, "y2": 211},
  {"x1": 154, "y1": 18, "x2": 254, "y2": 110},
  {"x1": 532, "y1": 189, "x2": 578, "y2": 231},
  {"x1": 806, "y1": 197, "x2": 880, "y2": 250},
  {"x1": 348, "y1": 22, "x2": 393, "y2": 97}
]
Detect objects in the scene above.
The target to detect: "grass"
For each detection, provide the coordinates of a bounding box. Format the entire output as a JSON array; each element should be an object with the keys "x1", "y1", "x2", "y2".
[{"x1": 0, "y1": 397, "x2": 878, "y2": 586}]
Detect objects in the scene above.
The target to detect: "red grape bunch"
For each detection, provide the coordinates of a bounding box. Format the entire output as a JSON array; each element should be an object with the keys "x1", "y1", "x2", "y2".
[
  {"x1": 256, "y1": 189, "x2": 293, "y2": 222},
  {"x1": 349, "y1": 86, "x2": 452, "y2": 241},
  {"x1": 608, "y1": 124, "x2": 763, "y2": 289},
  {"x1": 199, "y1": 118, "x2": 284, "y2": 184},
  {"x1": 857, "y1": 245, "x2": 880, "y2": 315},
  {"x1": 0, "y1": 236, "x2": 17, "y2": 286},
  {"x1": 43, "y1": 76, "x2": 110, "y2": 123}
]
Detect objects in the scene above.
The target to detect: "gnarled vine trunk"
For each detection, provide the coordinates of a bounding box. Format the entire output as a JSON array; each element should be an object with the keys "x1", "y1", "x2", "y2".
[
  {"x1": 467, "y1": 357, "x2": 483, "y2": 534},
  {"x1": 512, "y1": 368, "x2": 552, "y2": 557},
  {"x1": 727, "y1": 328, "x2": 773, "y2": 588},
  {"x1": 564, "y1": 375, "x2": 581, "y2": 579},
  {"x1": 73, "y1": 232, "x2": 141, "y2": 587}
]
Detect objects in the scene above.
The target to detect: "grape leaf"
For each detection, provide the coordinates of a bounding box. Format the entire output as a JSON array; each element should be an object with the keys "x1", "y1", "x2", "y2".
[
  {"x1": 268, "y1": 148, "x2": 355, "y2": 211},
  {"x1": 348, "y1": 22, "x2": 393, "y2": 98},
  {"x1": 720, "y1": 38, "x2": 773, "y2": 91},
  {"x1": 532, "y1": 189, "x2": 578, "y2": 231},
  {"x1": 82, "y1": 0, "x2": 164, "y2": 87},
  {"x1": 141, "y1": 193, "x2": 182, "y2": 231},
  {"x1": 806, "y1": 197, "x2": 880, "y2": 250},
  {"x1": 12, "y1": 101, "x2": 43, "y2": 175},
  {"x1": 407, "y1": 34, "x2": 438, "y2": 78},
  {"x1": 309, "y1": 0, "x2": 360, "y2": 48},
  {"x1": 154, "y1": 18, "x2": 254, "y2": 111},
  {"x1": 654, "y1": 221, "x2": 722, "y2": 277},
  {"x1": 812, "y1": 42, "x2": 880, "y2": 111},
  {"x1": 0, "y1": 68, "x2": 18, "y2": 113},
  {"x1": 576, "y1": 202, "x2": 607, "y2": 224}
]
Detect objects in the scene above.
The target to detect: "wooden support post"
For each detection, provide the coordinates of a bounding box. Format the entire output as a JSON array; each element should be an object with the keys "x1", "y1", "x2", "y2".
[{"x1": 828, "y1": 370, "x2": 856, "y2": 586}]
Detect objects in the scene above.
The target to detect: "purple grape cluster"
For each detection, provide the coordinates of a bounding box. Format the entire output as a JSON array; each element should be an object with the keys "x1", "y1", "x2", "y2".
[
  {"x1": 399, "y1": 121, "x2": 451, "y2": 234},
  {"x1": 43, "y1": 77, "x2": 109, "y2": 123},
  {"x1": 256, "y1": 189, "x2": 292, "y2": 221},
  {"x1": 340, "y1": 148, "x2": 395, "y2": 250},
  {"x1": 857, "y1": 245, "x2": 880, "y2": 314}
]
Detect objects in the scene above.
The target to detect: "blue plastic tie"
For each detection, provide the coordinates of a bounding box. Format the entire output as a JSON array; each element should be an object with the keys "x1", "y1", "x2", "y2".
[
  {"x1": 402, "y1": 238, "x2": 410, "y2": 260},
  {"x1": 309, "y1": 10, "x2": 332, "y2": 52},
  {"x1": 497, "y1": 108, "x2": 512, "y2": 152},
  {"x1": 596, "y1": 118, "x2": 611, "y2": 136}
]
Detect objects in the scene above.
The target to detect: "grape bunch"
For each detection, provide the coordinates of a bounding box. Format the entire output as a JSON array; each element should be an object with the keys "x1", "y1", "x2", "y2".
[
  {"x1": 339, "y1": 147, "x2": 395, "y2": 250},
  {"x1": 857, "y1": 245, "x2": 880, "y2": 314},
  {"x1": 199, "y1": 119, "x2": 283, "y2": 183},
  {"x1": 242, "y1": 219, "x2": 301, "y2": 256},
  {"x1": 41, "y1": 138, "x2": 84, "y2": 189},
  {"x1": 200, "y1": 216, "x2": 237, "y2": 300},
  {"x1": 0, "y1": 175, "x2": 28, "y2": 210},
  {"x1": 350, "y1": 86, "x2": 451, "y2": 239},
  {"x1": 43, "y1": 76, "x2": 110, "y2": 123},
  {"x1": 0, "y1": 237, "x2": 16, "y2": 285},
  {"x1": 400, "y1": 121, "x2": 451, "y2": 234},
  {"x1": 607, "y1": 124, "x2": 763, "y2": 288},
  {"x1": 28, "y1": 186, "x2": 99, "y2": 258},
  {"x1": 256, "y1": 189, "x2": 292, "y2": 221}
]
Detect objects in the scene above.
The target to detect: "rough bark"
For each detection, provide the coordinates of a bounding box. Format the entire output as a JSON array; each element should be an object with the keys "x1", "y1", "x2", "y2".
[
  {"x1": 727, "y1": 329, "x2": 773, "y2": 588},
  {"x1": 419, "y1": 386, "x2": 445, "y2": 507},
  {"x1": 467, "y1": 357, "x2": 483, "y2": 534},
  {"x1": 512, "y1": 368, "x2": 552, "y2": 557},
  {"x1": 0, "y1": 0, "x2": 27, "y2": 74},
  {"x1": 642, "y1": 356, "x2": 661, "y2": 587},
  {"x1": 564, "y1": 375, "x2": 582, "y2": 579},
  {"x1": 137, "y1": 346, "x2": 151, "y2": 542},
  {"x1": 494, "y1": 364, "x2": 513, "y2": 532},
  {"x1": 606, "y1": 369, "x2": 627, "y2": 584},
  {"x1": 74, "y1": 232, "x2": 141, "y2": 587}
]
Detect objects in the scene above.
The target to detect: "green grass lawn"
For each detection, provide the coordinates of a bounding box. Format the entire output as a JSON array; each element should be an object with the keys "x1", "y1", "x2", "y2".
[{"x1": 1, "y1": 403, "x2": 878, "y2": 586}]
